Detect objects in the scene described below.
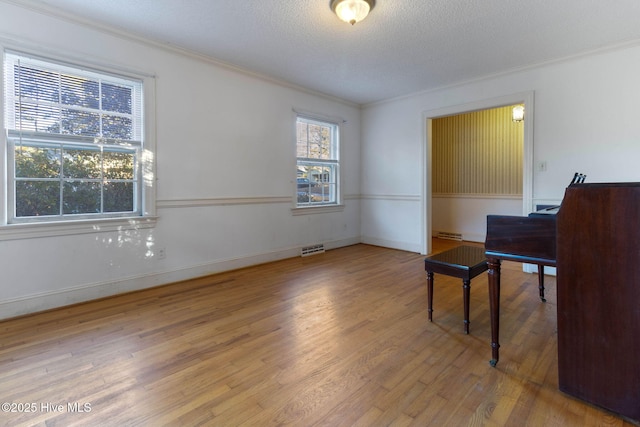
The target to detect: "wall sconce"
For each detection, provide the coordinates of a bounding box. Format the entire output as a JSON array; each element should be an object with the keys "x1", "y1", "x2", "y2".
[
  {"x1": 331, "y1": 0, "x2": 375, "y2": 25},
  {"x1": 512, "y1": 105, "x2": 525, "y2": 122}
]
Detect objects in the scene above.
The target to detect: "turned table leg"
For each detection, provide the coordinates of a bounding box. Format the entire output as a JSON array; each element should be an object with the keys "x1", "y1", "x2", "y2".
[
  {"x1": 427, "y1": 271, "x2": 434, "y2": 322},
  {"x1": 462, "y1": 278, "x2": 471, "y2": 334},
  {"x1": 487, "y1": 257, "x2": 501, "y2": 367},
  {"x1": 537, "y1": 265, "x2": 547, "y2": 302}
]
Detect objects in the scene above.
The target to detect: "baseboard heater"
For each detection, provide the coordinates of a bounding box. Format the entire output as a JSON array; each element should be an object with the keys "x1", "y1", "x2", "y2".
[
  {"x1": 436, "y1": 231, "x2": 463, "y2": 241},
  {"x1": 301, "y1": 244, "x2": 325, "y2": 257}
]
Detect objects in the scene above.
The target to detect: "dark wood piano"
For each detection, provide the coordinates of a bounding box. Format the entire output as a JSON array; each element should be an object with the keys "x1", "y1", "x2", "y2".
[
  {"x1": 484, "y1": 182, "x2": 640, "y2": 423},
  {"x1": 484, "y1": 210, "x2": 557, "y2": 366}
]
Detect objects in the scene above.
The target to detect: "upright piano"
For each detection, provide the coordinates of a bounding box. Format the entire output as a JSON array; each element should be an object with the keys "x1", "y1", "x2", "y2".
[
  {"x1": 484, "y1": 182, "x2": 640, "y2": 423},
  {"x1": 484, "y1": 209, "x2": 557, "y2": 366}
]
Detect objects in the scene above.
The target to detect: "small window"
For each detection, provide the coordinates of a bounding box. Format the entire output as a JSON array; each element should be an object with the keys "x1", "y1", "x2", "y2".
[
  {"x1": 3, "y1": 51, "x2": 145, "y2": 223},
  {"x1": 295, "y1": 115, "x2": 339, "y2": 207}
]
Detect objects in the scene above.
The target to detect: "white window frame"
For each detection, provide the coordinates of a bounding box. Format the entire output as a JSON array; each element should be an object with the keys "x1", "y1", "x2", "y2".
[
  {"x1": 0, "y1": 46, "x2": 156, "y2": 240},
  {"x1": 293, "y1": 112, "x2": 343, "y2": 214}
]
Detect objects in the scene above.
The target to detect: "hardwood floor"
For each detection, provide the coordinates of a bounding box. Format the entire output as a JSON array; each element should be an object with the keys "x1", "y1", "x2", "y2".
[{"x1": 0, "y1": 241, "x2": 636, "y2": 426}]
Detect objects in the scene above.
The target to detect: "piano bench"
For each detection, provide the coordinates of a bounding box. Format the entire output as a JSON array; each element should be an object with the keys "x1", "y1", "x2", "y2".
[{"x1": 424, "y1": 245, "x2": 488, "y2": 334}]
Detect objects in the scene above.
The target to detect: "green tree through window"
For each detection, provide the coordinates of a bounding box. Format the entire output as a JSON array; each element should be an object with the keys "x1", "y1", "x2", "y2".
[
  {"x1": 296, "y1": 115, "x2": 339, "y2": 206},
  {"x1": 4, "y1": 51, "x2": 143, "y2": 222}
]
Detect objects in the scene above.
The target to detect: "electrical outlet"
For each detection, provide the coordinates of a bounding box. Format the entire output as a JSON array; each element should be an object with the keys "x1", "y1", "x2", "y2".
[{"x1": 157, "y1": 248, "x2": 166, "y2": 259}]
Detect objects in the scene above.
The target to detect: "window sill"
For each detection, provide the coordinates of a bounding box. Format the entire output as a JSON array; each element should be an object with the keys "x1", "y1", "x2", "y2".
[
  {"x1": 291, "y1": 204, "x2": 345, "y2": 215},
  {"x1": 0, "y1": 216, "x2": 158, "y2": 241}
]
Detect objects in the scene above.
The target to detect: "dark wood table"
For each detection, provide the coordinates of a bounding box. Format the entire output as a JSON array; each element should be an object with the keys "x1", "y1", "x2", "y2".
[{"x1": 424, "y1": 245, "x2": 488, "y2": 334}]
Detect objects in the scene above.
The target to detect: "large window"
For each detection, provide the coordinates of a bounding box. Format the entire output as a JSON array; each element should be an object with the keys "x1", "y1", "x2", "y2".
[
  {"x1": 3, "y1": 51, "x2": 145, "y2": 223},
  {"x1": 295, "y1": 115, "x2": 339, "y2": 207}
]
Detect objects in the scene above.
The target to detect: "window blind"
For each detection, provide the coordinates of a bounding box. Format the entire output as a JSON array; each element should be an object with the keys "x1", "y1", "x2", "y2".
[{"x1": 4, "y1": 51, "x2": 143, "y2": 143}]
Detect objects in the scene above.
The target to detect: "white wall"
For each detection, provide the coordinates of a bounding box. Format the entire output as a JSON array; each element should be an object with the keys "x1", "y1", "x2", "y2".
[
  {"x1": 432, "y1": 196, "x2": 522, "y2": 243},
  {"x1": 0, "y1": 3, "x2": 361, "y2": 319},
  {"x1": 361, "y1": 43, "x2": 640, "y2": 254}
]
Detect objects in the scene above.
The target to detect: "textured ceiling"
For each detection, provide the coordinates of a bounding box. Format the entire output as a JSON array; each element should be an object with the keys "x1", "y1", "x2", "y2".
[{"x1": 19, "y1": 0, "x2": 640, "y2": 104}]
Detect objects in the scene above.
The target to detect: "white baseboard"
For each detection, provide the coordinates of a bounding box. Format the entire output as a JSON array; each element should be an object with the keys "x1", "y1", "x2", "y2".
[
  {"x1": 523, "y1": 263, "x2": 557, "y2": 276},
  {"x1": 360, "y1": 236, "x2": 421, "y2": 253},
  {"x1": 0, "y1": 236, "x2": 360, "y2": 320}
]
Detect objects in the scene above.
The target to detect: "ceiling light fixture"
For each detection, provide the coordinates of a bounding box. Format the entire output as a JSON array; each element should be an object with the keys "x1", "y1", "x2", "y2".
[{"x1": 331, "y1": 0, "x2": 375, "y2": 25}]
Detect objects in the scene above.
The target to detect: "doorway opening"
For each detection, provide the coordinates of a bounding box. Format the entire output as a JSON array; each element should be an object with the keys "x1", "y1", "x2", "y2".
[{"x1": 421, "y1": 91, "x2": 534, "y2": 255}]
